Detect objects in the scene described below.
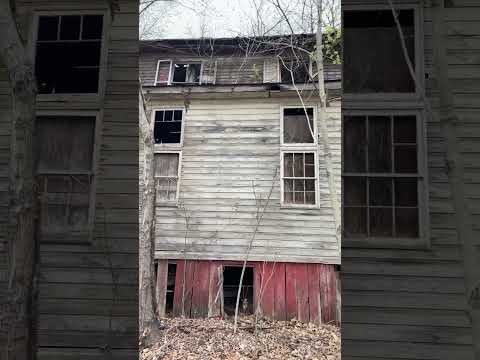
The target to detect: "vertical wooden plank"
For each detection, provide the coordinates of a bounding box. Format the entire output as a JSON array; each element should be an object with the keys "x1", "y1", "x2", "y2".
[
  {"x1": 255, "y1": 262, "x2": 275, "y2": 319},
  {"x1": 295, "y1": 263, "x2": 309, "y2": 323},
  {"x1": 191, "y1": 261, "x2": 210, "y2": 318},
  {"x1": 208, "y1": 261, "x2": 222, "y2": 318},
  {"x1": 253, "y1": 262, "x2": 261, "y2": 314},
  {"x1": 155, "y1": 260, "x2": 168, "y2": 318},
  {"x1": 172, "y1": 260, "x2": 185, "y2": 316},
  {"x1": 274, "y1": 263, "x2": 286, "y2": 321},
  {"x1": 307, "y1": 263, "x2": 321, "y2": 325},
  {"x1": 320, "y1": 264, "x2": 337, "y2": 324},
  {"x1": 285, "y1": 263, "x2": 297, "y2": 320},
  {"x1": 183, "y1": 260, "x2": 196, "y2": 317},
  {"x1": 329, "y1": 265, "x2": 338, "y2": 324},
  {"x1": 319, "y1": 264, "x2": 328, "y2": 324}
]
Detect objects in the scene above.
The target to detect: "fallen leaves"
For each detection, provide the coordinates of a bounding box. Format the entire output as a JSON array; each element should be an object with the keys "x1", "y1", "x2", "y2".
[{"x1": 140, "y1": 316, "x2": 340, "y2": 360}]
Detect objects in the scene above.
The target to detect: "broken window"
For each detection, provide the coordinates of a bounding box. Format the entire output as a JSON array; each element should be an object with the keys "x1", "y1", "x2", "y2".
[
  {"x1": 35, "y1": 116, "x2": 96, "y2": 237},
  {"x1": 154, "y1": 153, "x2": 180, "y2": 204},
  {"x1": 35, "y1": 14, "x2": 103, "y2": 94},
  {"x1": 282, "y1": 107, "x2": 315, "y2": 144},
  {"x1": 155, "y1": 60, "x2": 172, "y2": 85},
  {"x1": 154, "y1": 109, "x2": 183, "y2": 144},
  {"x1": 223, "y1": 266, "x2": 254, "y2": 315},
  {"x1": 282, "y1": 152, "x2": 317, "y2": 205},
  {"x1": 343, "y1": 114, "x2": 420, "y2": 238},
  {"x1": 343, "y1": 9, "x2": 416, "y2": 93},
  {"x1": 172, "y1": 63, "x2": 201, "y2": 84},
  {"x1": 279, "y1": 58, "x2": 311, "y2": 84}
]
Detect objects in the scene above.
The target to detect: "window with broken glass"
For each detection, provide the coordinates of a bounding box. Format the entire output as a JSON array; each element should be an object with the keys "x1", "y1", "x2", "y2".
[
  {"x1": 35, "y1": 116, "x2": 96, "y2": 239},
  {"x1": 171, "y1": 63, "x2": 202, "y2": 84},
  {"x1": 343, "y1": 114, "x2": 423, "y2": 239},
  {"x1": 35, "y1": 14, "x2": 104, "y2": 94},
  {"x1": 281, "y1": 107, "x2": 318, "y2": 206},
  {"x1": 154, "y1": 109, "x2": 183, "y2": 144},
  {"x1": 279, "y1": 57, "x2": 311, "y2": 84},
  {"x1": 154, "y1": 153, "x2": 180, "y2": 204}
]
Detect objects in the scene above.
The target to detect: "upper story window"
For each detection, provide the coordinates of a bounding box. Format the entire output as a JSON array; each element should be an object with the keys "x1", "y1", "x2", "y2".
[
  {"x1": 172, "y1": 63, "x2": 201, "y2": 84},
  {"x1": 281, "y1": 107, "x2": 316, "y2": 145},
  {"x1": 343, "y1": 8, "x2": 417, "y2": 94},
  {"x1": 154, "y1": 152, "x2": 181, "y2": 205},
  {"x1": 35, "y1": 14, "x2": 104, "y2": 94},
  {"x1": 35, "y1": 115, "x2": 96, "y2": 239},
  {"x1": 343, "y1": 113, "x2": 425, "y2": 242},
  {"x1": 154, "y1": 109, "x2": 184, "y2": 145},
  {"x1": 155, "y1": 60, "x2": 216, "y2": 86},
  {"x1": 279, "y1": 58, "x2": 311, "y2": 84}
]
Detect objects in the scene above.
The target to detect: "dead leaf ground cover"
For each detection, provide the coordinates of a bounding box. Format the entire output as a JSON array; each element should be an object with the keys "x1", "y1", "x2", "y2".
[{"x1": 140, "y1": 316, "x2": 340, "y2": 360}]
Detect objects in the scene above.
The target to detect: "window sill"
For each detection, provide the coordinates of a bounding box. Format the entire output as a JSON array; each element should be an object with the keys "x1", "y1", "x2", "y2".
[
  {"x1": 343, "y1": 236, "x2": 430, "y2": 250},
  {"x1": 280, "y1": 204, "x2": 320, "y2": 210}
]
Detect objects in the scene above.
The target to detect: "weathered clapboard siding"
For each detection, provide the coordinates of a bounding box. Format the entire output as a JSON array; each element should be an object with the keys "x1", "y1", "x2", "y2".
[
  {"x1": 149, "y1": 95, "x2": 341, "y2": 264},
  {"x1": 342, "y1": 0, "x2": 480, "y2": 358},
  {"x1": 0, "y1": 0, "x2": 138, "y2": 357},
  {"x1": 215, "y1": 57, "x2": 265, "y2": 84}
]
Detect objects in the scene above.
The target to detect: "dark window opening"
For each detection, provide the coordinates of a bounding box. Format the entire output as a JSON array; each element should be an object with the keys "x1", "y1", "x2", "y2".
[
  {"x1": 280, "y1": 58, "x2": 310, "y2": 84},
  {"x1": 223, "y1": 266, "x2": 254, "y2": 315},
  {"x1": 36, "y1": 14, "x2": 103, "y2": 94},
  {"x1": 343, "y1": 9, "x2": 416, "y2": 93},
  {"x1": 154, "y1": 109, "x2": 183, "y2": 144},
  {"x1": 283, "y1": 107, "x2": 314, "y2": 144},
  {"x1": 166, "y1": 263, "x2": 177, "y2": 314},
  {"x1": 172, "y1": 63, "x2": 201, "y2": 83},
  {"x1": 343, "y1": 115, "x2": 420, "y2": 238}
]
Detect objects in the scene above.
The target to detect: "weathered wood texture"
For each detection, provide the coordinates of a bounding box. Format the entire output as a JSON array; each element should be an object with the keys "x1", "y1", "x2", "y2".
[
  {"x1": 0, "y1": 0, "x2": 139, "y2": 357},
  {"x1": 149, "y1": 97, "x2": 341, "y2": 264},
  {"x1": 165, "y1": 260, "x2": 338, "y2": 324},
  {"x1": 342, "y1": 1, "x2": 480, "y2": 359}
]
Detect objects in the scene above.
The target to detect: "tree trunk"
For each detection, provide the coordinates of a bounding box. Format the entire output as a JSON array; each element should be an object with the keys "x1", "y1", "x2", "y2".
[
  {"x1": 139, "y1": 88, "x2": 156, "y2": 334},
  {"x1": 0, "y1": 2, "x2": 38, "y2": 359},
  {"x1": 316, "y1": 0, "x2": 340, "y2": 244},
  {"x1": 431, "y1": 1, "x2": 479, "y2": 357}
]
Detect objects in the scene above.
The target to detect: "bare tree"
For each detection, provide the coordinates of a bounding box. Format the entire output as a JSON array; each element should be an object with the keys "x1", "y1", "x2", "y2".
[{"x1": 0, "y1": 2, "x2": 37, "y2": 359}]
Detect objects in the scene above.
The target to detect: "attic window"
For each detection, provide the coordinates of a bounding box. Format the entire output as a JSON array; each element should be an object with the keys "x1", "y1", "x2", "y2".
[
  {"x1": 35, "y1": 14, "x2": 104, "y2": 94},
  {"x1": 35, "y1": 115, "x2": 96, "y2": 239},
  {"x1": 154, "y1": 109, "x2": 183, "y2": 144},
  {"x1": 279, "y1": 58, "x2": 311, "y2": 84},
  {"x1": 343, "y1": 9, "x2": 416, "y2": 93},
  {"x1": 172, "y1": 63, "x2": 201, "y2": 84}
]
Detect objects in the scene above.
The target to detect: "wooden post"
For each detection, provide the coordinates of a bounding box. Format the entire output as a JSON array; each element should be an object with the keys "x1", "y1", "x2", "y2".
[{"x1": 155, "y1": 260, "x2": 168, "y2": 318}]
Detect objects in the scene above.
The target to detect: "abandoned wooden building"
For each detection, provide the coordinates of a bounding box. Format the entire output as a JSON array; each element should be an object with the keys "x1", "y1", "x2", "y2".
[
  {"x1": 342, "y1": 1, "x2": 480, "y2": 359},
  {"x1": 0, "y1": 0, "x2": 138, "y2": 358},
  {"x1": 140, "y1": 34, "x2": 341, "y2": 323}
]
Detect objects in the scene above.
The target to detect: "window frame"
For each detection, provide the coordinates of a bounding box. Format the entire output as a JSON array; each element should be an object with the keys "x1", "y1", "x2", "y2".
[
  {"x1": 277, "y1": 57, "x2": 314, "y2": 85},
  {"x1": 151, "y1": 107, "x2": 186, "y2": 148},
  {"x1": 280, "y1": 150, "x2": 320, "y2": 209},
  {"x1": 280, "y1": 105, "x2": 318, "y2": 147},
  {"x1": 154, "y1": 59, "x2": 173, "y2": 86},
  {"x1": 341, "y1": 108, "x2": 430, "y2": 249},
  {"x1": 341, "y1": 2, "x2": 424, "y2": 101},
  {"x1": 31, "y1": 10, "x2": 109, "y2": 100},
  {"x1": 35, "y1": 110, "x2": 101, "y2": 243},
  {"x1": 154, "y1": 150, "x2": 183, "y2": 207}
]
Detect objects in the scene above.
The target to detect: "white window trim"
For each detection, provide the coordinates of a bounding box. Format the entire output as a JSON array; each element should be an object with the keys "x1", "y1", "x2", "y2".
[
  {"x1": 154, "y1": 59, "x2": 173, "y2": 86},
  {"x1": 151, "y1": 107, "x2": 186, "y2": 149},
  {"x1": 280, "y1": 150, "x2": 320, "y2": 209},
  {"x1": 280, "y1": 105, "x2": 318, "y2": 147},
  {"x1": 341, "y1": 108, "x2": 430, "y2": 249},
  {"x1": 341, "y1": 2, "x2": 425, "y2": 102},
  {"x1": 154, "y1": 150, "x2": 183, "y2": 207},
  {"x1": 35, "y1": 110, "x2": 101, "y2": 243},
  {"x1": 30, "y1": 10, "x2": 110, "y2": 101}
]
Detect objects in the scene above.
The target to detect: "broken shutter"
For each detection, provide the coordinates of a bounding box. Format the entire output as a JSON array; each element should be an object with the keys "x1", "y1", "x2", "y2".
[
  {"x1": 263, "y1": 58, "x2": 280, "y2": 83},
  {"x1": 200, "y1": 59, "x2": 217, "y2": 84}
]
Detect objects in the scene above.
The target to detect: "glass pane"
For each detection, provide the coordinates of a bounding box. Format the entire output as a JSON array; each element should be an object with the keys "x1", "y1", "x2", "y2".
[
  {"x1": 369, "y1": 177, "x2": 393, "y2": 206},
  {"x1": 294, "y1": 179, "x2": 305, "y2": 192},
  {"x1": 164, "y1": 110, "x2": 173, "y2": 121},
  {"x1": 343, "y1": 177, "x2": 366, "y2": 206},
  {"x1": 38, "y1": 16, "x2": 59, "y2": 41},
  {"x1": 394, "y1": 116, "x2": 417, "y2": 143},
  {"x1": 395, "y1": 178, "x2": 418, "y2": 206},
  {"x1": 283, "y1": 153, "x2": 293, "y2": 177},
  {"x1": 68, "y1": 204, "x2": 89, "y2": 231},
  {"x1": 82, "y1": 15, "x2": 103, "y2": 39},
  {"x1": 344, "y1": 207, "x2": 367, "y2": 236},
  {"x1": 154, "y1": 121, "x2": 182, "y2": 144},
  {"x1": 395, "y1": 208, "x2": 419, "y2": 237},
  {"x1": 343, "y1": 9, "x2": 415, "y2": 93},
  {"x1": 368, "y1": 116, "x2": 392, "y2": 172},
  {"x1": 369, "y1": 207, "x2": 393, "y2": 236},
  {"x1": 283, "y1": 108, "x2": 314, "y2": 143},
  {"x1": 174, "y1": 110, "x2": 183, "y2": 121},
  {"x1": 43, "y1": 203, "x2": 67, "y2": 233},
  {"x1": 294, "y1": 191, "x2": 305, "y2": 204},
  {"x1": 293, "y1": 153, "x2": 304, "y2": 177},
  {"x1": 186, "y1": 64, "x2": 201, "y2": 83},
  {"x1": 155, "y1": 111, "x2": 165, "y2": 122},
  {"x1": 60, "y1": 15, "x2": 81, "y2": 40},
  {"x1": 305, "y1": 179, "x2": 315, "y2": 192},
  {"x1": 305, "y1": 191, "x2": 316, "y2": 204},
  {"x1": 284, "y1": 179, "x2": 293, "y2": 192},
  {"x1": 36, "y1": 116, "x2": 95, "y2": 172},
  {"x1": 154, "y1": 154, "x2": 179, "y2": 177},
  {"x1": 343, "y1": 116, "x2": 366, "y2": 172},
  {"x1": 394, "y1": 145, "x2": 417, "y2": 173},
  {"x1": 305, "y1": 153, "x2": 314, "y2": 165},
  {"x1": 284, "y1": 192, "x2": 293, "y2": 203}
]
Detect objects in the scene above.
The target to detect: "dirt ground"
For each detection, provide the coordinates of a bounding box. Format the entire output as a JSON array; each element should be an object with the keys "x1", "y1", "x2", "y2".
[{"x1": 140, "y1": 316, "x2": 340, "y2": 360}]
